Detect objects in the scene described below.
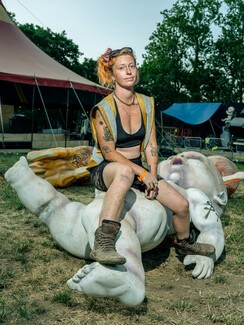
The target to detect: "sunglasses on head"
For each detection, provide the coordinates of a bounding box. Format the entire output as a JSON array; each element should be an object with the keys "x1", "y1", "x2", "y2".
[{"x1": 109, "y1": 47, "x2": 133, "y2": 58}]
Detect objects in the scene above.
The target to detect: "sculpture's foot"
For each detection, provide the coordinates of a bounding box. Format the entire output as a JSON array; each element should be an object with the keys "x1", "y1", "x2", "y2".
[
  {"x1": 67, "y1": 262, "x2": 145, "y2": 306},
  {"x1": 4, "y1": 156, "x2": 29, "y2": 183}
]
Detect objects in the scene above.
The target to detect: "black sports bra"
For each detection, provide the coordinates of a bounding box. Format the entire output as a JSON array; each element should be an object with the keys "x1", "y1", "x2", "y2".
[{"x1": 115, "y1": 100, "x2": 145, "y2": 148}]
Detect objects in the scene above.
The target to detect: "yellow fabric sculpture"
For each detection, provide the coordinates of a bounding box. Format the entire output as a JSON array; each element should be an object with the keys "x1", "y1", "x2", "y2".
[{"x1": 27, "y1": 146, "x2": 94, "y2": 188}]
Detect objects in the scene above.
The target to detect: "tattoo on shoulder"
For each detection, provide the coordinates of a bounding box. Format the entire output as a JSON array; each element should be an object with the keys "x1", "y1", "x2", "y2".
[
  {"x1": 103, "y1": 126, "x2": 113, "y2": 141},
  {"x1": 96, "y1": 110, "x2": 101, "y2": 118},
  {"x1": 95, "y1": 111, "x2": 104, "y2": 125},
  {"x1": 101, "y1": 146, "x2": 112, "y2": 154}
]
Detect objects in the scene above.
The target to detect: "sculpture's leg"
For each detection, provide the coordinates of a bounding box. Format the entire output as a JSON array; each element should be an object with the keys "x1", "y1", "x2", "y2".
[
  {"x1": 5, "y1": 157, "x2": 146, "y2": 306},
  {"x1": 67, "y1": 198, "x2": 146, "y2": 307},
  {"x1": 67, "y1": 263, "x2": 142, "y2": 306},
  {"x1": 67, "y1": 231, "x2": 146, "y2": 307}
]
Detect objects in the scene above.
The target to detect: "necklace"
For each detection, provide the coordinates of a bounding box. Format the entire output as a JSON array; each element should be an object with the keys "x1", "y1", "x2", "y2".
[
  {"x1": 123, "y1": 105, "x2": 133, "y2": 124},
  {"x1": 114, "y1": 92, "x2": 135, "y2": 106}
]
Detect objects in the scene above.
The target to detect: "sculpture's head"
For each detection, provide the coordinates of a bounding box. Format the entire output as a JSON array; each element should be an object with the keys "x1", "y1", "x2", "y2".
[
  {"x1": 226, "y1": 106, "x2": 235, "y2": 114},
  {"x1": 157, "y1": 151, "x2": 226, "y2": 197}
]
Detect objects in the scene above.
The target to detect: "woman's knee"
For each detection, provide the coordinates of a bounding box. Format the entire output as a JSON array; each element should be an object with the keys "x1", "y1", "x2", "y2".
[
  {"x1": 179, "y1": 198, "x2": 189, "y2": 217},
  {"x1": 115, "y1": 164, "x2": 134, "y2": 184},
  {"x1": 171, "y1": 196, "x2": 189, "y2": 218}
]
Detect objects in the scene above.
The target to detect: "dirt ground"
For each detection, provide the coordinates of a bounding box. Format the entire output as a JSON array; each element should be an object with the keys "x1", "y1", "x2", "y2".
[{"x1": 0, "y1": 160, "x2": 243, "y2": 325}]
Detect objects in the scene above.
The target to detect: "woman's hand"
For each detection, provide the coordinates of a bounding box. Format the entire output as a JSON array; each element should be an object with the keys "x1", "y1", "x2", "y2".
[
  {"x1": 143, "y1": 172, "x2": 158, "y2": 200},
  {"x1": 145, "y1": 187, "x2": 159, "y2": 200}
]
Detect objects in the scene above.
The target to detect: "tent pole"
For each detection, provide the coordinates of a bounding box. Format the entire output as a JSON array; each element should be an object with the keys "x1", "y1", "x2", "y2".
[
  {"x1": 31, "y1": 86, "x2": 36, "y2": 149},
  {"x1": 161, "y1": 111, "x2": 164, "y2": 138},
  {"x1": 34, "y1": 77, "x2": 58, "y2": 148},
  {"x1": 209, "y1": 119, "x2": 216, "y2": 137},
  {"x1": 0, "y1": 96, "x2": 5, "y2": 148},
  {"x1": 69, "y1": 82, "x2": 90, "y2": 122},
  {"x1": 65, "y1": 88, "x2": 70, "y2": 148}
]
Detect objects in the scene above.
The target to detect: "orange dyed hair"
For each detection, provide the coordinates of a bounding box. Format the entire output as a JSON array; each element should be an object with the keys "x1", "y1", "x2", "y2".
[{"x1": 97, "y1": 48, "x2": 137, "y2": 88}]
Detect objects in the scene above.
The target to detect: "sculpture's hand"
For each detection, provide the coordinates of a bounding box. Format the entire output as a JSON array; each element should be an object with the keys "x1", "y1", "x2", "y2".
[{"x1": 183, "y1": 255, "x2": 214, "y2": 279}]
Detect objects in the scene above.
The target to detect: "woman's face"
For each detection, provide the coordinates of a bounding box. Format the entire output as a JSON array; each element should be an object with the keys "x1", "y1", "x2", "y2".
[{"x1": 112, "y1": 54, "x2": 137, "y2": 90}]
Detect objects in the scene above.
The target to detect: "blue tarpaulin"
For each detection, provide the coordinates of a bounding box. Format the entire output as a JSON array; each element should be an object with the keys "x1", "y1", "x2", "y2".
[{"x1": 163, "y1": 103, "x2": 222, "y2": 125}]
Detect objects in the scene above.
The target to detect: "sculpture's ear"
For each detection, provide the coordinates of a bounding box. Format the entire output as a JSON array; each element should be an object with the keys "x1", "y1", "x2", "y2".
[{"x1": 213, "y1": 191, "x2": 228, "y2": 207}]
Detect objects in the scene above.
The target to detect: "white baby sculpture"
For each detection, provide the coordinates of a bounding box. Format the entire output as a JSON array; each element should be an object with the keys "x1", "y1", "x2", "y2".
[
  {"x1": 4, "y1": 151, "x2": 241, "y2": 307},
  {"x1": 222, "y1": 106, "x2": 235, "y2": 122}
]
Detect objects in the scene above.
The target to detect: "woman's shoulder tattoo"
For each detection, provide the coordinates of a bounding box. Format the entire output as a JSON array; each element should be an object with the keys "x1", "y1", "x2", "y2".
[{"x1": 103, "y1": 126, "x2": 113, "y2": 141}]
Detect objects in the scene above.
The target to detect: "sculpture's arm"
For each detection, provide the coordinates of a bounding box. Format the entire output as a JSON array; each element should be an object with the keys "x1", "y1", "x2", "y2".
[
  {"x1": 4, "y1": 156, "x2": 89, "y2": 257},
  {"x1": 184, "y1": 188, "x2": 225, "y2": 279}
]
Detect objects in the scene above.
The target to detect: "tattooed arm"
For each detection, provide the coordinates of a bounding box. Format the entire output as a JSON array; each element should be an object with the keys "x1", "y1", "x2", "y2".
[
  {"x1": 94, "y1": 108, "x2": 116, "y2": 161},
  {"x1": 145, "y1": 122, "x2": 158, "y2": 178}
]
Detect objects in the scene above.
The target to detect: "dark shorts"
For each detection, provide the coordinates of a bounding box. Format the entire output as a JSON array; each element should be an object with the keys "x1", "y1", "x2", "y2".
[{"x1": 90, "y1": 157, "x2": 163, "y2": 192}]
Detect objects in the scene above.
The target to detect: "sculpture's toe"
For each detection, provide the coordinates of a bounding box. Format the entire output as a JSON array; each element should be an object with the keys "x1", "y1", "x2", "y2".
[
  {"x1": 67, "y1": 263, "x2": 98, "y2": 290},
  {"x1": 71, "y1": 263, "x2": 96, "y2": 283}
]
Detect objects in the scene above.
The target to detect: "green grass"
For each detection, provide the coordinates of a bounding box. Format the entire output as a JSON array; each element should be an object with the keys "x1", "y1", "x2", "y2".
[
  {"x1": 236, "y1": 162, "x2": 244, "y2": 171},
  {"x1": 51, "y1": 290, "x2": 77, "y2": 307}
]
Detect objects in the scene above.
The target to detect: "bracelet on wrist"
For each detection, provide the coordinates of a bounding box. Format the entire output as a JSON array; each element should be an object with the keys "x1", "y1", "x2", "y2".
[{"x1": 138, "y1": 169, "x2": 147, "y2": 181}]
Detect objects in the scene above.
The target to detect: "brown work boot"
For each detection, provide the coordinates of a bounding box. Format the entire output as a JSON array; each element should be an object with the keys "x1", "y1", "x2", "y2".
[
  {"x1": 90, "y1": 219, "x2": 126, "y2": 265},
  {"x1": 174, "y1": 230, "x2": 215, "y2": 256}
]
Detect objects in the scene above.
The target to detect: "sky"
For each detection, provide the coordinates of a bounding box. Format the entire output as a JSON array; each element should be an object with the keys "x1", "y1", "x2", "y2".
[{"x1": 2, "y1": 0, "x2": 177, "y2": 64}]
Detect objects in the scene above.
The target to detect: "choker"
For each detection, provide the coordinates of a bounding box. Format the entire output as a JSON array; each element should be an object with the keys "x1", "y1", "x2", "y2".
[{"x1": 114, "y1": 92, "x2": 135, "y2": 106}]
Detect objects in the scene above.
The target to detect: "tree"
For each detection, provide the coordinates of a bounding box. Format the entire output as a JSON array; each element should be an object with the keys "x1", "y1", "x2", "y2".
[
  {"x1": 74, "y1": 58, "x2": 98, "y2": 84},
  {"x1": 19, "y1": 23, "x2": 82, "y2": 70},
  {"x1": 139, "y1": 0, "x2": 223, "y2": 104},
  {"x1": 137, "y1": 7, "x2": 190, "y2": 105},
  {"x1": 213, "y1": 0, "x2": 244, "y2": 102}
]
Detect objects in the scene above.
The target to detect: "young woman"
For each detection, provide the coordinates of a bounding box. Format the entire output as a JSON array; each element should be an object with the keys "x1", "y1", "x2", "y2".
[{"x1": 89, "y1": 47, "x2": 215, "y2": 265}]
